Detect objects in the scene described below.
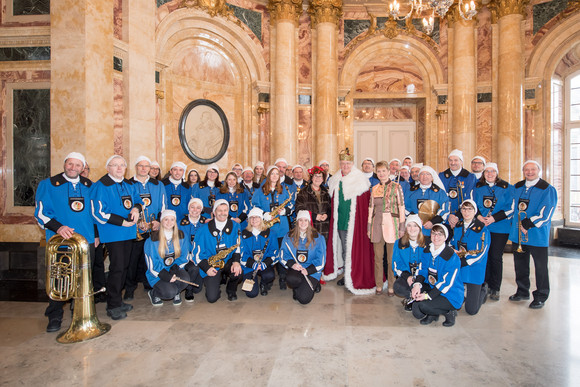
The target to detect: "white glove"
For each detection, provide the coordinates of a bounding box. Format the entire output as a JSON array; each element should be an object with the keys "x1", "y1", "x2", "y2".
[
  {"x1": 264, "y1": 213, "x2": 273, "y2": 221},
  {"x1": 279, "y1": 208, "x2": 286, "y2": 216}
]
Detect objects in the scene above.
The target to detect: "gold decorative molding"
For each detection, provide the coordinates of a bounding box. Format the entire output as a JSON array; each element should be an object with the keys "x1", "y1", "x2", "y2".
[
  {"x1": 257, "y1": 102, "x2": 270, "y2": 115},
  {"x1": 268, "y1": 0, "x2": 303, "y2": 25},
  {"x1": 383, "y1": 17, "x2": 399, "y2": 39},
  {"x1": 308, "y1": 0, "x2": 343, "y2": 28},
  {"x1": 435, "y1": 108, "x2": 448, "y2": 117},
  {"x1": 492, "y1": 0, "x2": 529, "y2": 19},
  {"x1": 525, "y1": 103, "x2": 538, "y2": 111},
  {"x1": 179, "y1": 0, "x2": 234, "y2": 18},
  {"x1": 155, "y1": 90, "x2": 165, "y2": 99}
]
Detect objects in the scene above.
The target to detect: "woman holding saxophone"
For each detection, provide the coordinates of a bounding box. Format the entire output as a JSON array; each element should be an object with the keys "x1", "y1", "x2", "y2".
[
  {"x1": 473, "y1": 162, "x2": 514, "y2": 301},
  {"x1": 450, "y1": 200, "x2": 490, "y2": 315},
  {"x1": 144, "y1": 210, "x2": 193, "y2": 307},
  {"x1": 193, "y1": 199, "x2": 242, "y2": 302}
]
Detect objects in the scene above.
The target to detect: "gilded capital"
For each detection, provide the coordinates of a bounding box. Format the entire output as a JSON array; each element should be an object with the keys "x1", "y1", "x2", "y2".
[
  {"x1": 493, "y1": 0, "x2": 529, "y2": 19},
  {"x1": 308, "y1": 0, "x2": 343, "y2": 28},
  {"x1": 269, "y1": 0, "x2": 304, "y2": 25},
  {"x1": 445, "y1": 1, "x2": 479, "y2": 27}
]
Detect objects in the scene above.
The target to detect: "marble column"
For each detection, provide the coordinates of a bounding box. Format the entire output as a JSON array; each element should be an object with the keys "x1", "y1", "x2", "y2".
[
  {"x1": 448, "y1": 5, "x2": 477, "y2": 160},
  {"x1": 495, "y1": 0, "x2": 525, "y2": 181},
  {"x1": 268, "y1": 0, "x2": 302, "y2": 163},
  {"x1": 123, "y1": 0, "x2": 157, "y2": 163},
  {"x1": 309, "y1": 0, "x2": 342, "y2": 168},
  {"x1": 50, "y1": 0, "x2": 114, "y2": 176}
]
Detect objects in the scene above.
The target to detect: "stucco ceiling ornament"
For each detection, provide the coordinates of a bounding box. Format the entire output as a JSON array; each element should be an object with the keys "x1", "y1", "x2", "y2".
[{"x1": 180, "y1": 0, "x2": 234, "y2": 18}]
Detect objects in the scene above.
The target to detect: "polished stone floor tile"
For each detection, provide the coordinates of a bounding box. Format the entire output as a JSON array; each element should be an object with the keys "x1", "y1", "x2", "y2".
[{"x1": 1, "y1": 252, "x2": 579, "y2": 386}]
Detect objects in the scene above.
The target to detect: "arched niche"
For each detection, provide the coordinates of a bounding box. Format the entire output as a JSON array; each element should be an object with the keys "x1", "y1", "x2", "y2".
[{"x1": 155, "y1": 7, "x2": 268, "y2": 171}]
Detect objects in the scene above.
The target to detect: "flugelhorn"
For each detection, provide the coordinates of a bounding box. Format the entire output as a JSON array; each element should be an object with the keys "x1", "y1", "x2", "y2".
[
  {"x1": 46, "y1": 233, "x2": 110, "y2": 343},
  {"x1": 136, "y1": 210, "x2": 154, "y2": 241},
  {"x1": 516, "y1": 210, "x2": 528, "y2": 253}
]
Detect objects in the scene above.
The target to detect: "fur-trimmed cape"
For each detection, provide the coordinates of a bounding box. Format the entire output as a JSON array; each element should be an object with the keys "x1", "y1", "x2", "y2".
[{"x1": 324, "y1": 168, "x2": 376, "y2": 295}]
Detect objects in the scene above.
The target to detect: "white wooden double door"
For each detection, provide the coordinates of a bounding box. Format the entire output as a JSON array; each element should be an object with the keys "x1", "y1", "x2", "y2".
[{"x1": 354, "y1": 121, "x2": 416, "y2": 166}]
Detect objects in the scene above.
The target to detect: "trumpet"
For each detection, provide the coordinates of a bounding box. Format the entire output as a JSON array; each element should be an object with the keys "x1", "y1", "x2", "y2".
[
  {"x1": 516, "y1": 210, "x2": 528, "y2": 253},
  {"x1": 263, "y1": 196, "x2": 292, "y2": 229},
  {"x1": 136, "y1": 212, "x2": 155, "y2": 241}
]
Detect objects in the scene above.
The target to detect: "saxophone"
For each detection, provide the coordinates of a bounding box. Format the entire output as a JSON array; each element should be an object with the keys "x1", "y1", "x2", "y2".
[
  {"x1": 263, "y1": 196, "x2": 292, "y2": 229},
  {"x1": 457, "y1": 232, "x2": 486, "y2": 259},
  {"x1": 208, "y1": 240, "x2": 240, "y2": 269}
]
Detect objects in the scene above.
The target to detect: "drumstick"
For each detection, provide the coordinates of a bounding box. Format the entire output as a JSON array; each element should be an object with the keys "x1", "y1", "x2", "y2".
[
  {"x1": 174, "y1": 277, "x2": 200, "y2": 287},
  {"x1": 284, "y1": 242, "x2": 314, "y2": 291}
]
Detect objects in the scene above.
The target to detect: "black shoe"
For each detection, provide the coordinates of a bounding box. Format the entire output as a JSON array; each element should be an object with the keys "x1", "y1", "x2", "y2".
[
  {"x1": 292, "y1": 290, "x2": 298, "y2": 300},
  {"x1": 148, "y1": 290, "x2": 163, "y2": 307},
  {"x1": 337, "y1": 278, "x2": 345, "y2": 286},
  {"x1": 227, "y1": 293, "x2": 237, "y2": 301},
  {"x1": 529, "y1": 300, "x2": 545, "y2": 309},
  {"x1": 315, "y1": 283, "x2": 321, "y2": 293},
  {"x1": 402, "y1": 298, "x2": 413, "y2": 311},
  {"x1": 489, "y1": 290, "x2": 500, "y2": 301},
  {"x1": 442, "y1": 310, "x2": 457, "y2": 327},
  {"x1": 509, "y1": 294, "x2": 530, "y2": 302},
  {"x1": 46, "y1": 317, "x2": 62, "y2": 333},
  {"x1": 107, "y1": 307, "x2": 127, "y2": 320},
  {"x1": 420, "y1": 315, "x2": 439, "y2": 325},
  {"x1": 123, "y1": 290, "x2": 134, "y2": 301},
  {"x1": 173, "y1": 293, "x2": 182, "y2": 306},
  {"x1": 480, "y1": 283, "x2": 489, "y2": 305},
  {"x1": 120, "y1": 302, "x2": 133, "y2": 312},
  {"x1": 279, "y1": 279, "x2": 287, "y2": 290},
  {"x1": 185, "y1": 288, "x2": 195, "y2": 302},
  {"x1": 260, "y1": 283, "x2": 268, "y2": 296}
]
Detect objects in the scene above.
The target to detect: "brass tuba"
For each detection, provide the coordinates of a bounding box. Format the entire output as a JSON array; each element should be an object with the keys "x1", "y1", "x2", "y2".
[{"x1": 46, "y1": 233, "x2": 111, "y2": 343}]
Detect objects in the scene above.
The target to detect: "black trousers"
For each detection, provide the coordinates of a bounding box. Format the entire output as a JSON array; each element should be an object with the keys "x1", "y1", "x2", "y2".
[
  {"x1": 151, "y1": 267, "x2": 189, "y2": 300},
  {"x1": 412, "y1": 295, "x2": 454, "y2": 319},
  {"x1": 45, "y1": 243, "x2": 95, "y2": 320},
  {"x1": 393, "y1": 276, "x2": 412, "y2": 298},
  {"x1": 464, "y1": 283, "x2": 486, "y2": 315},
  {"x1": 202, "y1": 260, "x2": 241, "y2": 303},
  {"x1": 185, "y1": 262, "x2": 203, "y2": 294},
  {"x1": 485, "y1": 232, "x2": 509, "y2": 292},
  {"x1": 93, "y1": 243, "x2": 106, "y2": 291},
  {"x1": 276, "y1": 237, "x2": 287, "y2": 282},
  {"x1": 125, "y1": 237, "x2": 149, "y2": 292},
  {"x1": 513, "y1": 244, "x2": 550, "y2": 302},
  {"x1": 242, "y1": 266, "x2": 275, "y2": 298},
  {"x1": 106, "y1": 240, "x2": 134, "y2": 309},
  {"x1": 286, "y1": 268, "x2": 319, "y2": 305}
]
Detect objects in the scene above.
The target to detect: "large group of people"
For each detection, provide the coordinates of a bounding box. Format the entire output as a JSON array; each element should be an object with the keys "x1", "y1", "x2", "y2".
[{"x1": 34, "y1": 147, "x2": 557, "y2": 332}]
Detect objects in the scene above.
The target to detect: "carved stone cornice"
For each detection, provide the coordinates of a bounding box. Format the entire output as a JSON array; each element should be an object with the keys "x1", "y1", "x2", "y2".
[
  {"x1": 492, "y1": 0, "x2": 529, "y2": 19},
  {"x1": 268, "y1": 0, "x2": 303, "y2": 25},
  {"x1": 308, "y1": 0, "x2": 343, "y2": 28}
]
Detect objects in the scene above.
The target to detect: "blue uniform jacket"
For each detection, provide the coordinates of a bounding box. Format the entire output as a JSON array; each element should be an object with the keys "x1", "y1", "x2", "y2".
[
  {"x1": 416, "y1": 245, "x2": 464, "y2": 309},
  {"x1": 91, "y1": 175, "x2": 143, "y2": 243},
  {"x1": 279, "y1": 232, "x2": 326, "y2": 281},
  {"x1": 240, "y1": 228, "x2": 279, "y2": 274},
  {"x1": 144, "y1": 230, "x2": 191, "y2": 287},
  {"x1": 392, "y1": 238, "x2": 424, "y2": 282},
  {"x1": 438, "y1": 168, "x2": 477, "y2": 214},
  {"x1": 241, "y1": 181, "x2": 260, "y2": 200},
  {"x1": 195, "y1": 183, "x2": 221, "y2": 216},
  {"x1": 405, "y1": 183, "x2": 450, "y2": 236},
  {"x1": 473, "y1": 179, "x2": 514, "y2": 234},
  {"x1": 450, "y1": 219, "x2": 490, "y2": 284},
  {"x1": 178, "y1": 214, "x2": 208, "y2": 249},
  {"x1": 216, "y1": 189, "x2": 250, "y2": 229},
  {"x1": 508, "y1": 179, "x2": 557, "y2": 247},
  {"x1": 35, "y1": 174, "x2": 96, "y2": 243},
  {"x1": 193, "y1": 219, "x2": 241, "y2": 278},
  {"x1": 130, "y1": 177, "x2": 167, "y2": 230},
  {"x1": 161, "y1": 178, "x2": 190, "y2": 220},
  {"x1": 251, "y1": 186, "x2": 292, "y2": 240}
]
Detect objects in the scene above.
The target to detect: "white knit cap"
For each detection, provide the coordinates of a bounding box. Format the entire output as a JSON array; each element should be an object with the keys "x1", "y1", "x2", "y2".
[
  {"x1": 461, "y1": 199, "x2": 478, "y2": 213},
  {"x1": 296, "y1": 210, "x2": 311, "y2": 222},
  {"x1": 64, "y1": 152, "x2": 86, "y2": 168},
  {"x1": 242, "y1": 166, "x2": 254, "y2": 174},
  {"x1": 431, "y1": 223, "x2": 449, "y2": 240},
  {"x1": 170, "y1": 161, "x2": 187, "y2": 171},
  {"x1": 292, "y1": 164, "x2": 304, "y2": 172},
  {"x1": 254, "y1": 161, "x2": 265, "y2": 168},
  {"x1": 151, "y1": 161, "x2": 160, "y2": 167},
  {"x1": 419, "y1": 166, "x2": 447, "y2": 193},
  {"x1": 206, "y1": 163, "x2": 220, "y2": 173},
  {"x1": 403, "y1": 155, "x2": 413, "y2": 163},
  {"x1": 134, "y1": 155, "x2": 151, "y2": 165},
  {"x1": 266, "y1": 165, "x2": 279, "y2": 175},
  {"x1": 484, "y1": 162, "x2": 499, "y2": 175},
  {"x1": 411, "y1": 163, "x2": 424, "y2": 169},
  {"x1": 274, "y1": 158, "x2": 288, "y2": 166},
  {"x1": 400, "y1": 165, "x2": 410, "y2": 171},
  {"x1": 188, "y1": 198, "x2": 203, "y2": 209},
  {"x1": 406, "y1": 213, "x2": 422, "y2": 228},
  {"x1": 248, "y1": 207, "x2": 264, "y2": 219},
  {"x1": 105, "y1": 155, "x2": 126, "y2": 168},
  {"x1": 522, "y1": 160, "x2": 542, "y2": 177},
  {"x1": 160, "y1": 209, "x2": 176, "y2": 221},
  {"x1": 319, "y1": 160, "x2": 330, "y2": 166},
  {"x1": 448, "y1": 149, "x2": 464, "y2": 163},
  {"x1": 362, "y1": 157, "x2": 375, "y2": 166},
  {"x1": 232, "y1": 163, "x2": 243, "y2": 169},
  {"x1": 389, "y1": 158, "x2": 402, "y2": 165},
  {"x1": 471, "y1": 155, "x2": 486, "y2": 165},
  {"x1": 212, "y1": 199, "x2": 229, "y2": 213}
]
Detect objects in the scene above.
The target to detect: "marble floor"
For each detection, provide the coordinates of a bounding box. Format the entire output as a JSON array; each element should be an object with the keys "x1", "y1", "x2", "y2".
[{"x1": 1, "y1": 251, "x2": 579, "y2": 387}]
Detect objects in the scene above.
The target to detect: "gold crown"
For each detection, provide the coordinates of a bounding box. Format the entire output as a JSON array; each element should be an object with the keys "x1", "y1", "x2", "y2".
[{"x1": 339, "y1": 148, "x2": 354, "y2": 161}]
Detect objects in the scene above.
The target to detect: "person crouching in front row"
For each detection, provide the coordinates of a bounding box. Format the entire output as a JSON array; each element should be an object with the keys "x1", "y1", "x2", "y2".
[
  {"x1": 411, "y1": 224, "x2": 463, "y2": 327},
  {"x1": 240, "y1": 207, "x2": 279, "y2": 297},
  {"x1": 144, "y1": 210, "x2": 194, "y2": 306},
  {"x1": 280, "y1": 210, "x2": 326, "y2": 304}
]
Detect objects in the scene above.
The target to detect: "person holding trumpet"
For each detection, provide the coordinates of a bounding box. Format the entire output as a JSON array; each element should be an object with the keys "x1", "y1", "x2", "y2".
[
  {"x1": 144, "y1": 210, "x2": 193, "y2": 306},
  {"x1": 280, "y1": 210, "x2": 326, "y2": 304},
  {"x1": 508, "y1": 160, "x2": 557, "y2": 309}
]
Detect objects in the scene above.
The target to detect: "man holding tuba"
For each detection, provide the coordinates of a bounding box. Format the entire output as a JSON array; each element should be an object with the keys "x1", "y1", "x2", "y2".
[
  {"x1": 193, "y1": 199, "x2": 242, "y2": 302},
  {"x1": 35, "y1": 152, "x2": 98, "y2": 332},
  {"x1": 508, "y1": 160, "x2": 557, "y2": 309}
]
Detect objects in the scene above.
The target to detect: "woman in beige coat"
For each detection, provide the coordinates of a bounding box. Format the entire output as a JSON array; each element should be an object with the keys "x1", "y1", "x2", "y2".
[{"x1": 368, "y1": 161, "x2": 406, "y2": 295}]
